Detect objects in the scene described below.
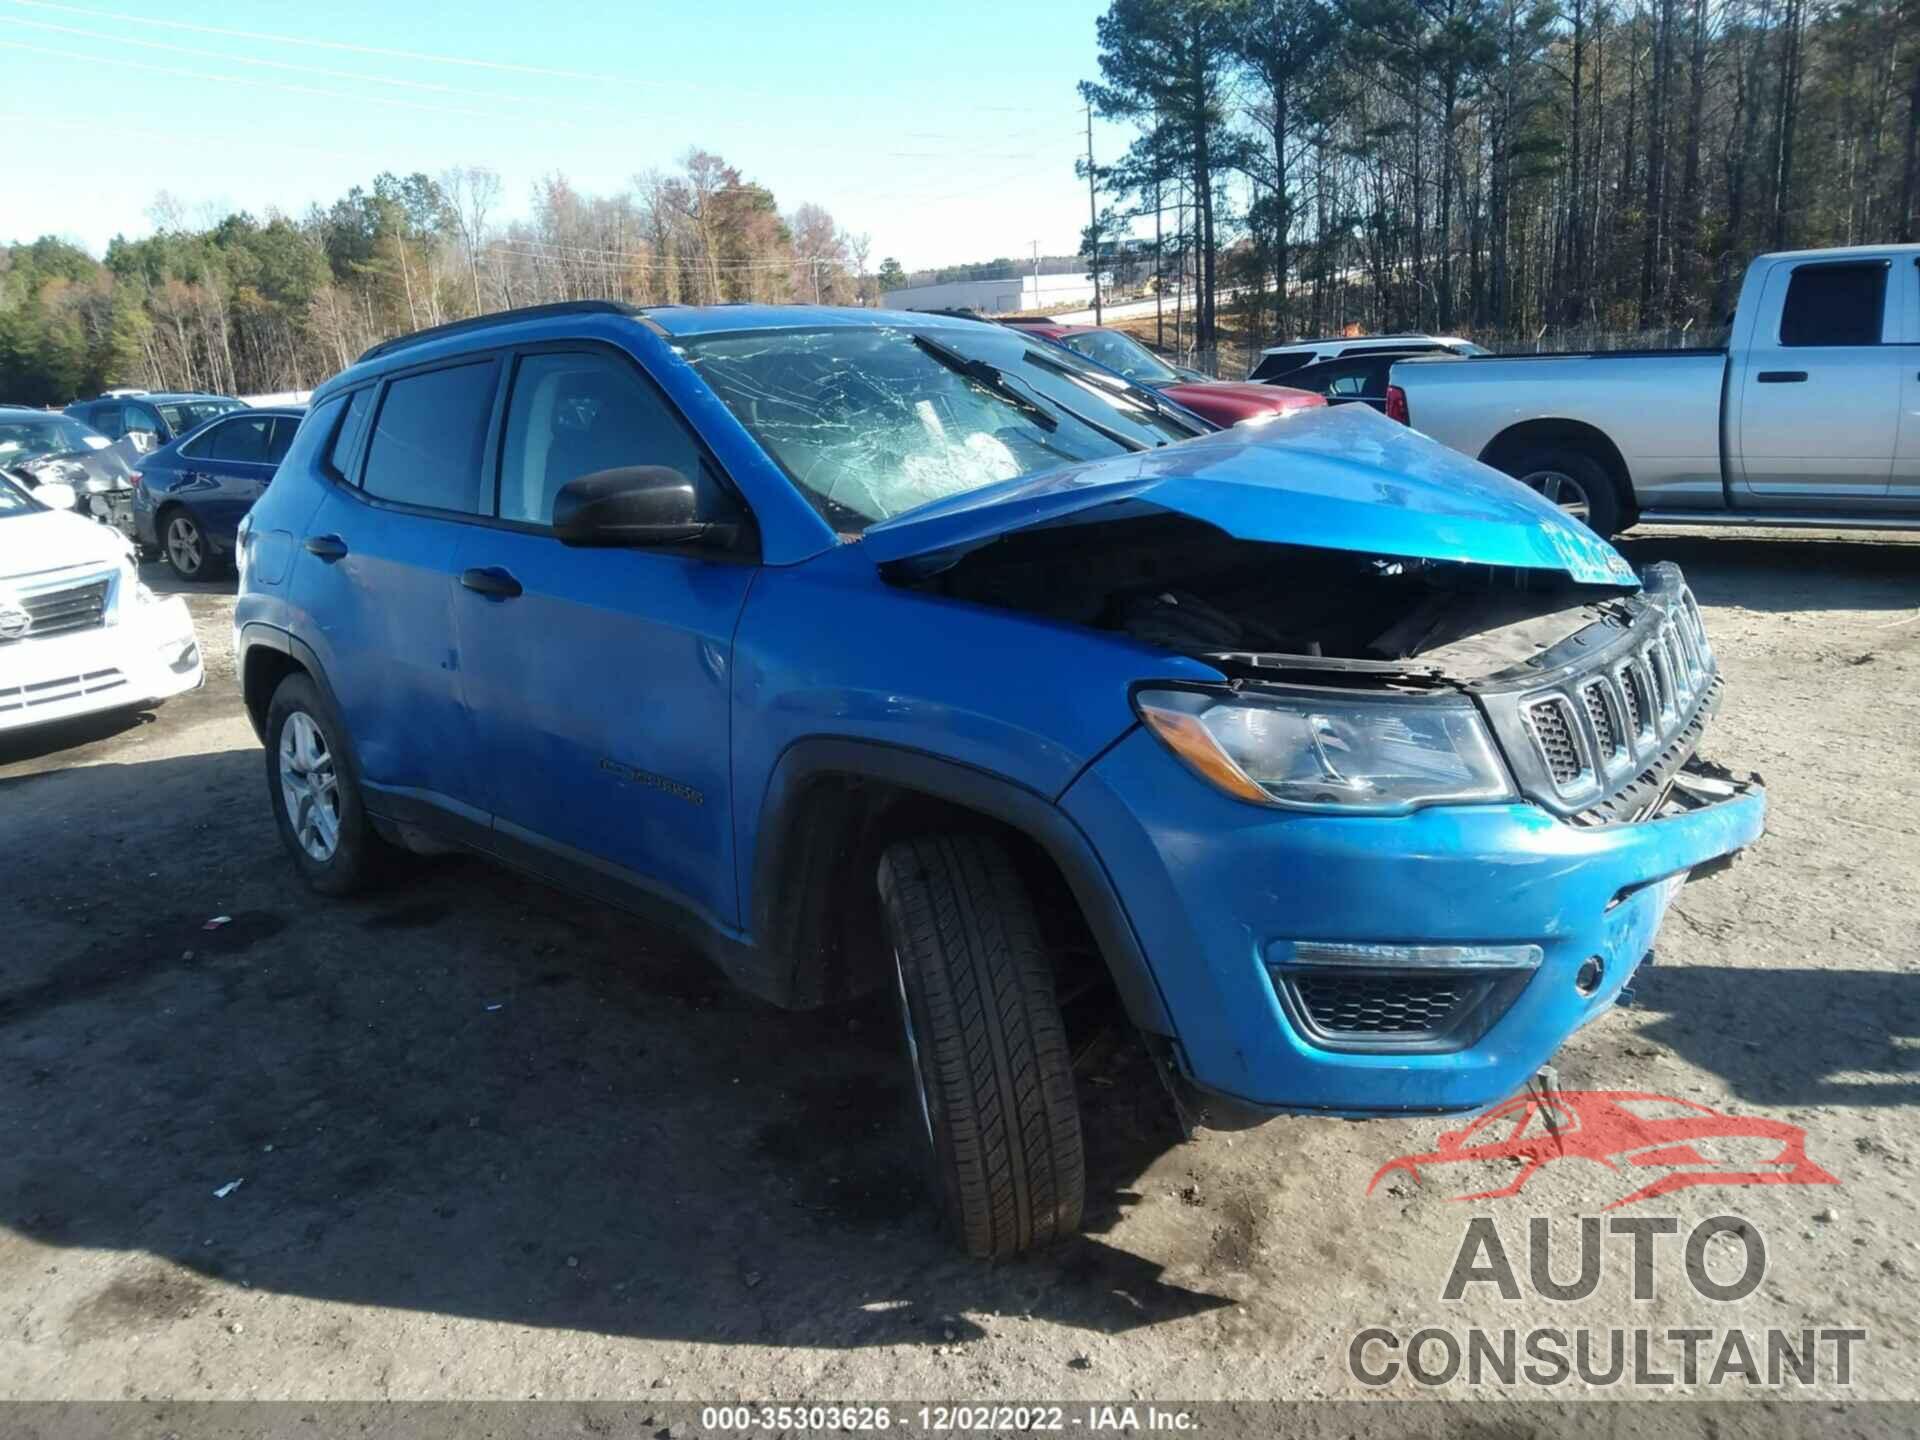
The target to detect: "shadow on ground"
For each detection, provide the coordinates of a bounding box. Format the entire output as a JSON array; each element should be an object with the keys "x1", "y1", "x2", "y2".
[
  {"x1": 1614, "y1": 529, "x2": 1920, "y2": 614},
  {"x1": 1, "y1": 746, "x2": 1229, "y2": 1351},
  {"x1": 1630, "y1": 961, "x2": 1920, "y2": 1109}
]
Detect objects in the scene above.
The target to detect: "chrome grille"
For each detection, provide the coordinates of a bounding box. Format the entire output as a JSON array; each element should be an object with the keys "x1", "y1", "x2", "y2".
[
  {"x1": 1619, "y1": 664, "x2": 1651, "y2": 737},
  {"x1": 3, "y1": 577, "x2": 110, "y2": 643}
]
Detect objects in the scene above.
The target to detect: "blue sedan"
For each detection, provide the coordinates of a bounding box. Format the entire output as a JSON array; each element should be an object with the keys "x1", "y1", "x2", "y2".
[{"x1": 134, "y1": 406, "x2": 304, "y2": 579}]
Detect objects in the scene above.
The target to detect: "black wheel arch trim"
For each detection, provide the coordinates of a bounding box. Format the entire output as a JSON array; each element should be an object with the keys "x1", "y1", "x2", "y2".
[{"x1": 751, "y1": 736, "x2": 1178, "y2": 1038}]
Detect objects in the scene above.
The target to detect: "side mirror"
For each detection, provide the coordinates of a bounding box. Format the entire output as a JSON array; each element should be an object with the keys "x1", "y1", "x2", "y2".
[
  {"x1": 552, "y1": 465, "x2": 740, "y2": 549},
  {"x1": 32, "y1": 481, "x2": 77, "y2": 512}
]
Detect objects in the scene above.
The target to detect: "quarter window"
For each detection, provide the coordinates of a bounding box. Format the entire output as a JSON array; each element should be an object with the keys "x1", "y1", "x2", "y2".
[
  {"x1": 361, "y1": 360, "x2": 498, "y2": 514},
  {"x1": 327, "y1": 388, "x2": 373, "y2": 480},
  {"x1": 1780, "y1": 263, "x2": 1885, "y2": 346},
  {"x1": 497, "y1": 350, "x2": 703, "y2": 525}
]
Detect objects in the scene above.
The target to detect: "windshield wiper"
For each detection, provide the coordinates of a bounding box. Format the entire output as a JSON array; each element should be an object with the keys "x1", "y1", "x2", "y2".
[
  {"x1": 911, "y1": 333, "x2": 1057, "y2": 432},
  {"x1": 1020, "y1": 349, "x2": 1188, "y2": 440}
]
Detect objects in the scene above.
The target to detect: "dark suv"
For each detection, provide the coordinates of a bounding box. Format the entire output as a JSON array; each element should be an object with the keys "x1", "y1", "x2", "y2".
[
  {"x1": 65, "y1": 391, "x2": 246, "y2": 451},
  {"x1": 234, "y1": 301, "x2": 1761, "y2": 1257}
]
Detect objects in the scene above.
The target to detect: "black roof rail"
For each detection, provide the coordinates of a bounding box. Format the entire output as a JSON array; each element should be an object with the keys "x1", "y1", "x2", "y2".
[{"x1": 356, "y1": 300, "x2": 643, "y2": 364}]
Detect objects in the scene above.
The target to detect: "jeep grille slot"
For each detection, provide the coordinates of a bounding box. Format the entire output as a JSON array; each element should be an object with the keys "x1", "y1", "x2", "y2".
[{"x1": 1525, "y1": 697, "x2": 1586, "y2": 785}]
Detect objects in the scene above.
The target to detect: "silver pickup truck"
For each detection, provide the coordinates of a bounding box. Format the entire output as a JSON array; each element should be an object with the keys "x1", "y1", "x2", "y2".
[{"x1": 1386, "y1": 243, "x2": 1920, "y2": 536}]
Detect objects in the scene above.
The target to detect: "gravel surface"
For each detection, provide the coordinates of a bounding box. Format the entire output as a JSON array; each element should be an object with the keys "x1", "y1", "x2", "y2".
[{"x1": 1, "y1": 528, "x2": 1915, "y2": 1411}]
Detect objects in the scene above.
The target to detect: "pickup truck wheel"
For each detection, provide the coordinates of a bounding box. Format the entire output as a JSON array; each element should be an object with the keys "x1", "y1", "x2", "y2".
[
  {"x1": 877, "y1": 835, "x2": 1085, "y2": 1259},
  {"x1": 1505, "y1": 449, "x2": 1623, "y2": 537},
  {"x1": 264, "y1": 674, "x2": 387, "y2": 896}
]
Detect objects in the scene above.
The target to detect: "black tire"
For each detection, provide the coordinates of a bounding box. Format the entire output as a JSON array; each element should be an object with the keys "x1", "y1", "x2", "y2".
[
  {"x1": 264, "y1": 673, "x2": 388, "y2": 896},
  {"x1": 159, "y1": 507, "x2": 219, "y2": 580},
  {"x1": 877, "y1": 835, "x2": 1084, "y2": 1259},
  {"x1": 1501, "y1": 447, "x2": 1625, "y2": 538}
]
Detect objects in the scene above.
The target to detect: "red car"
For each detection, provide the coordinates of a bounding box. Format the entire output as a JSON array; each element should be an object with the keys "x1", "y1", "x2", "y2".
[
  {"x1": 1001, "y1": 319, "x2": 1324, "y2": 429},
  {"x1": 1366, "y1": 1090, "x2": 1839, "y2": 1210}
]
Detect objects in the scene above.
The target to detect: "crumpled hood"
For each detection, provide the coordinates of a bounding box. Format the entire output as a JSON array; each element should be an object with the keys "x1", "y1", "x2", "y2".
[
  {"x1": 863, "y1": 403, "x2": 1638, "y2": 588},
  {"x1": 4, "y1": 445, "x2": 135, "y2": 494}
]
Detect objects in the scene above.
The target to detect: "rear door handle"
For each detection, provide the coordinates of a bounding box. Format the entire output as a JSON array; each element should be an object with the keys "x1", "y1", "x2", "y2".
[
  {"x1": 303, "y1": 534, "x2": 348, "y2": 561},
  {"x1": 460, "y1": 566, "x2": 523, "y2": 599},
  {"x1": 1756, "y1": 371, "x2": 1808, "y2": 383}
]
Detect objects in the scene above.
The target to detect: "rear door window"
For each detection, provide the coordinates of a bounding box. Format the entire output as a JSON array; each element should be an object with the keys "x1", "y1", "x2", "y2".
[
  {"x1": 361, "y1": 360, "x2": 499, "y2": 514},
  {"x1": 1780, "y1": 263, "x2": 1886, "y2": 346},
  {"x1": 265, "y1": 416, "x2": 299, "y2": 464},
  {"x1": 1249, "y1": 353, "x2": 1312, "y2": 382},
  {"x1": 209, "y1": 414, "x2": 274, "y2": 463}
]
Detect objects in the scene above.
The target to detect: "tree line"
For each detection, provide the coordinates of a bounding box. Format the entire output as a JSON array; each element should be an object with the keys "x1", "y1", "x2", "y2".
[
  {"x1": 0, "y1": 151, "x2": 874, "y2": 405},
  {"x1": 1082, "y1": 0, "x2": 1920, "y2": 352}
]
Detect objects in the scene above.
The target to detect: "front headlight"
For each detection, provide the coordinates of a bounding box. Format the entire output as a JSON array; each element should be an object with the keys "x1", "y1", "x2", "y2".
[{"x1": 1134, "y1": 687, "x2": 1515, "y2": 813}]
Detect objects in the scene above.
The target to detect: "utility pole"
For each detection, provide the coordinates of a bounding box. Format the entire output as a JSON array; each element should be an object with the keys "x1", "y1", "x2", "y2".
[{"x1": 1085, "y1": 102, "x2": 1103, "y2": 326}]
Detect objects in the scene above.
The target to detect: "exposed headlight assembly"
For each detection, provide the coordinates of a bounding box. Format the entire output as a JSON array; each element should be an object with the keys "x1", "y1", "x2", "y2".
[{"x1": 1134, "y1": 686, "x2": 1515, "y2": 813}]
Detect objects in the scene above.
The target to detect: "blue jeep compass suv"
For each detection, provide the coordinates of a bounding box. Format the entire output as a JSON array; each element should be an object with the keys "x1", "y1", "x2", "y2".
[{"x1": 234, "y1": 301, "x2": 1765, "y2": 1257}]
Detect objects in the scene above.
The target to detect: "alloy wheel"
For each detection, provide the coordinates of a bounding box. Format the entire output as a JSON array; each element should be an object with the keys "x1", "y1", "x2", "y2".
[
  {"x1": 166, "y1": 515, "x2": 203, "y2": 576},
  {"x1": 279, "y1": 710, "x2": 341, "y2": 862}
]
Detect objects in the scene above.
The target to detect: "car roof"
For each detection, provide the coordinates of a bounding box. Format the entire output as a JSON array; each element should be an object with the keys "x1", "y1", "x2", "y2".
[
  {"x1": 1260, "y1": 335, "x2": 1470, "y2": 355},
  {"x1": 324, "y1": 300, "x2": 1013, "y2": 400},
  {"x1": 0, "y1": 406, "x2": 75, "y2": 419}
]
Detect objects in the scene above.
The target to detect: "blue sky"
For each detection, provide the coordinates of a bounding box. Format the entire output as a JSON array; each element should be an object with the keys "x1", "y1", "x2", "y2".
[{"x1": 1, "y1": 0, "x2": 1143, "y2": 270}]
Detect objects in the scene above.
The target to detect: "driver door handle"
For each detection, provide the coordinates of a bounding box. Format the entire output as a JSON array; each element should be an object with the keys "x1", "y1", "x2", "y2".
[
  {"x1": 303, "y1": 534, "x2": 348, "y2": 561},
  {"x1": 460, "y1": 566, "x2": 523, "y2": 599},
  {"x1": 1756, "y1": 371, "x2": 1808, "y2": 383}
]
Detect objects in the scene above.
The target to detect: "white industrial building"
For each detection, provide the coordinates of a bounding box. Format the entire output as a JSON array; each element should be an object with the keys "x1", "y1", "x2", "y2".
[{"x1": 880, "y1": 272, "x2": 1103, "y2": 314}]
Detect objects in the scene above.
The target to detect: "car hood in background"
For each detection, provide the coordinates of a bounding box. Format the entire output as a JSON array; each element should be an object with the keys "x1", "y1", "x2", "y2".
[
  {"x1": 1157, "y1": 379, "x2": 1325, "y2": 423},
  {"x1": 0, "y1": 507, "x2": 131, "y2": 581},
  {"x1": 863, "y1": 403, "x2": 1639, "y2": 588}
]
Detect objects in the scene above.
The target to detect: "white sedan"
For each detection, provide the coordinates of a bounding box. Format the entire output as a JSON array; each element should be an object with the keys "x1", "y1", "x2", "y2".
[{"x1": 0, "y1": 473, "x2": 202, "y2": 733}]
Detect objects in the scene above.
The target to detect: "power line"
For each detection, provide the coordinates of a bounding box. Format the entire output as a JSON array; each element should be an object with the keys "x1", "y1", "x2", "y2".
[
  {"x1": 0, "y1": 38, "x2": 518, "y2": 120},
  {"x1": 0, "y1": 14, "x2": 636, "y2": 111},
  {"x1": 2, "y1": 0, "x2": 620, "y2": 79}
]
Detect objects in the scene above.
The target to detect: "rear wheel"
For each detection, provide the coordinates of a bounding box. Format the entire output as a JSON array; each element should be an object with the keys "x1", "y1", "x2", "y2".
[
  {"x1": 1502, "y1": 448, "x2": 1624, "y2": 538},
  {"x1": 265, "y1": 674, "x2": 389, "y2": 895},
  {"x1": 161, "y1": 509, "x2": 214, "y2": 580},
  {"x1": 877, "y1": 834, "x2": 1084, "y2": 1258}
]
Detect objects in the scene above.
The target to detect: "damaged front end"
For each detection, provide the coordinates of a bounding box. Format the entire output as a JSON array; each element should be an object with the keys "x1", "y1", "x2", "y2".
[{"x1": 7, "y1": 450, "x2": 137, "y2": 539}]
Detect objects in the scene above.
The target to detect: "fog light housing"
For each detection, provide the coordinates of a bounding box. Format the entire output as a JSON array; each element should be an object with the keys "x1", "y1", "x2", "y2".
[
  {"x1": 167, "y1": 640, "x2": 199, "y2": 673},
  {"x1": 1574, "y1": 955, "x2": 1606, "y2": 996},
  {"x1": 1266, "y1": 941, "x2": 1542, "y2": 1053}
]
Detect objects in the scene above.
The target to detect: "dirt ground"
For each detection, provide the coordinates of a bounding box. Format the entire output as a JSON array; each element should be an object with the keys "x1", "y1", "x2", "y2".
[{"x1": 2, "y1": 527, "x2": 1916, "y2": 1412}]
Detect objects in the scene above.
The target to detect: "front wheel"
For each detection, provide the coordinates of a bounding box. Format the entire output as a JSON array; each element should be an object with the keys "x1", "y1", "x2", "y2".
[
  {"x1": 264, "y1": 674, "x2": 388, "y2": 895},
  {"x1": 877, "y1": 835, "x2": 1084, "y2": 1258},
  {"x1": 1502, "y1": 448, "x2": 1624, "y2": 538}
]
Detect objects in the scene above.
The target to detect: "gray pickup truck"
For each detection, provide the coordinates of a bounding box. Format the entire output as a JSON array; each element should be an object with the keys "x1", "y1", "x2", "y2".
[{"x1": 1386, "y1": 244, "x2": 1920, "y2": 536}]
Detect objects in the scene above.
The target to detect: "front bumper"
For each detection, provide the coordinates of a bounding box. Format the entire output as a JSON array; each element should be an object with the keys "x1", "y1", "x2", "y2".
[
  {"x1": 1062, "y1": 725, "x2": 1765, "y2": 1117},
  {"x1": 0, "y1": 595, "x2": 203, "y2": 732}
]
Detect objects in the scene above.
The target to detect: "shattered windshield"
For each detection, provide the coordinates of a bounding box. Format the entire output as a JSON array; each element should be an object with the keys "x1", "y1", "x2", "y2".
[{"x1": 680, "y1": 324, "x2": 1198, "y2": 532}]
